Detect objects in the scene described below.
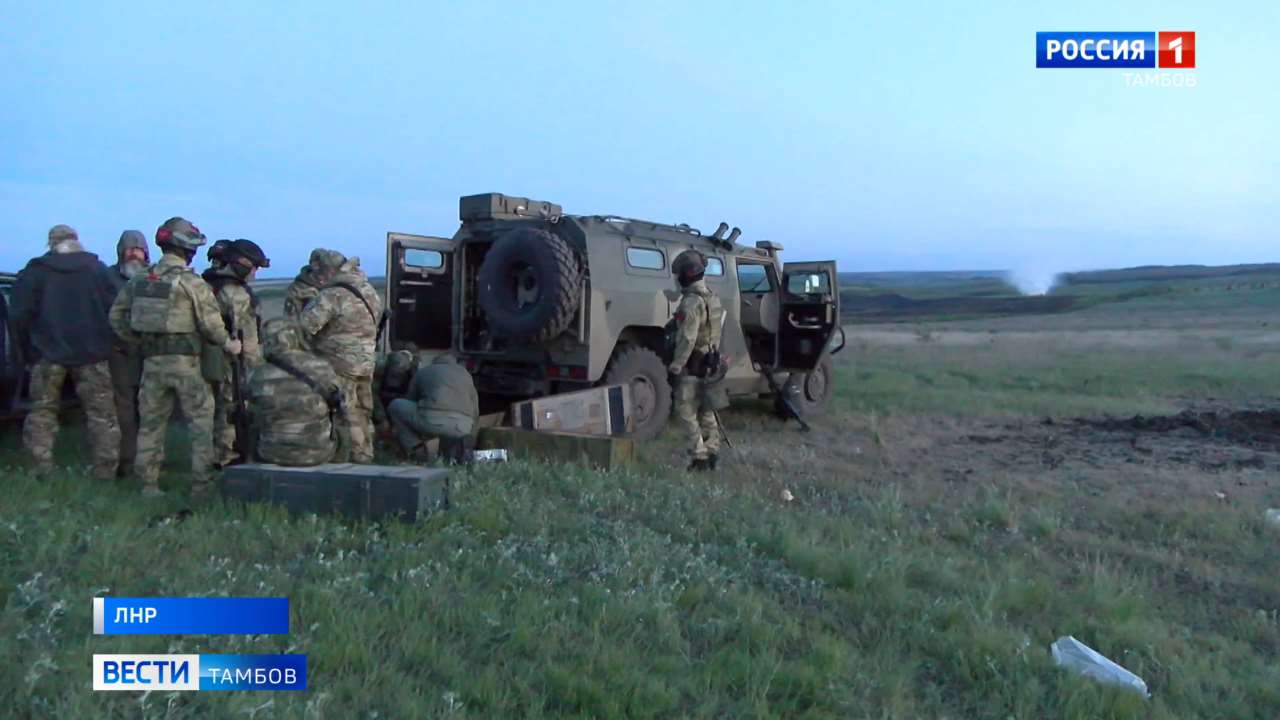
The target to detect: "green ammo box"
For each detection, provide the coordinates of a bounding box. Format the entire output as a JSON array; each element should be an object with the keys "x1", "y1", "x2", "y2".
[{"x1": 219, "y1": 463, "x2": 449, "y2": 522}]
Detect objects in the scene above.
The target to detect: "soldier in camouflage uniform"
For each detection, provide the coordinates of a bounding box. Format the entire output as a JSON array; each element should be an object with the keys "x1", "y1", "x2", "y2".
[
  {"x1": 203, "y1": 239, "x2": 270, "y2": 466},
  {"x1": 248, "y1": 318, "x2": 341, "y2": 466},
  {"x1": 106, "y1": 230, "x2": 150, "y2": 477},
  {"x1": 283, "y1": 263, "x2": 322, "y2": 318},
  {"x1": 11, "y1": 225, "x2": 121, "y2": 479},
  {"x1": 297, "y1": 250, "x2": 383, "y2": 463},
  {"x1": 667, "y1": 250, "x2": 728, "y2": 471},
  {"x1": 388, "y1": 354, "x2": 479, "y2": 463},
  {"x1": 373, "y1": 349, "x2": 418, "y2": 438},
  {"x1": 109, "y1": 217, "x2": 242, "y2": 497}
]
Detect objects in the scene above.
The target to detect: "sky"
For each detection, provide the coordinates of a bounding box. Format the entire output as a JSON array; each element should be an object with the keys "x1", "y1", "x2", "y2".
[{"x1": 1, "y1": 1, "x2": 1276, "y2": 278}]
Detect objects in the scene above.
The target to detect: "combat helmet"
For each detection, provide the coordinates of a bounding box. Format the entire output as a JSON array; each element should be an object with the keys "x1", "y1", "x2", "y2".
[
  {"x1": 207, "y1": 239, "x2": 233, "y2": 265},
  {"x1": 156, "y1": 217, "x2": 206, "y2": 252},
  {"x1": 229, "y1": 239, "x2": 271, "y2": 269},
  {"x1": 671, "y1": 249, "x2": 707, "y2": 285}
]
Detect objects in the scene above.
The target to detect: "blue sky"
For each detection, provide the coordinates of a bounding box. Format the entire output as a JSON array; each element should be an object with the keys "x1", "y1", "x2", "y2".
[{"x1": 1, "y1": 1, "x2": 1275, "y2": 277}]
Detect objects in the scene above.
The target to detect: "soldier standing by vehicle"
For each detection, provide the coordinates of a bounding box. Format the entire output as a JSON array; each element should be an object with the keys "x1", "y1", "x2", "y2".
[
  {"x1": 284, "y1": 260, "x2": 323, "y2": 317},
  {"x1": 108, "y1": 217, "x2": 241, "y2": 497},
  {"x1": 297, "y1": 250, "x2": 382, "y2": 463},
  {"x1": 248, "y1": 318, "x2": 343, "y2": 466},
  {"x1": 202, "y1": 239, "x2": 270, "y2": 466},
  {"x1": 667, "y1": 250, "x2": 728, "y2": 472},
  {"x1": 106, "y1": 230, "x2": 150, "y2": 477},
  {"x1": 387, "y1": 354, "x2": 478, "y2": 463},
  {"x1": 11, "y1": 225, "x2": 121, "y2": 479}
]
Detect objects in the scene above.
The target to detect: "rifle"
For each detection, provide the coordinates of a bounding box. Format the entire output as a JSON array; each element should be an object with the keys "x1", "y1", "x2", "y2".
[
  {"x1": 712, "y1": 409, "x2": 733, "y2": 449},
  {"x1": 763, "y1": 370, "x2": 811, "y2": 432},
  {"x1": 224, "y1": 312, "x2": 252, "y2": 462}
]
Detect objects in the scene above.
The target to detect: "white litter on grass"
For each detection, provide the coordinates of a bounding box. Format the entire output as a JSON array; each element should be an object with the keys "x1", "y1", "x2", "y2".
[
  {"x1": 1051, "y1": 636, "x2": 1149, "y2": 698},
  {"x1": 781, "y1": 489, "x2": 795, "y2": 502}
]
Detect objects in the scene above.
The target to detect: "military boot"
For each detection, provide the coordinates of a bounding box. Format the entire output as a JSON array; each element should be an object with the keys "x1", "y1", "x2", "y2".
[
  {"x1": 687, "y1": 457, "x2": 711, "y2": 472},
  {"x1": 706, "y1": 454, "x2": 719, "y2": 471}
]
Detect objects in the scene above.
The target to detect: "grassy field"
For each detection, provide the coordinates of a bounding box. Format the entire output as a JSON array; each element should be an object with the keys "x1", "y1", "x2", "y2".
[{"x1": 1, "y1": 277, "x2": 1279, "y2": 718}]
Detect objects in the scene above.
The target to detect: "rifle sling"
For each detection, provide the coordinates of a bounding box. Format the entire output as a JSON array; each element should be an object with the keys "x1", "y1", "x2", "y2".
[{"x1": 266, "y1": 354, "x2": 342, "y2": 414}]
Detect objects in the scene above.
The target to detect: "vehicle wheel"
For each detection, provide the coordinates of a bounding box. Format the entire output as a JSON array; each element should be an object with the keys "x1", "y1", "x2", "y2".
[
  {"x1": 477, "y1": 228, "x2": 582, "y2": 341},
  {"x1": 778, "y1": 352, "x2": 834, "y2": 419},
  {"x1": 603, "y1": 345, "x2": 672, "y2": 442}
]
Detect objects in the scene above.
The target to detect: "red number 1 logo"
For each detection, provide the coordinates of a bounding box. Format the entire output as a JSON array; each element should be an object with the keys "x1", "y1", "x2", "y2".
[{"x1": 1158, "y1": 31, "x2": 1195, "y2": 68}]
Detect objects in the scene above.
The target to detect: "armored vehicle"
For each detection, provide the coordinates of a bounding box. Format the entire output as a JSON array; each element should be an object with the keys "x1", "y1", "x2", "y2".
[{"x1": 384, "y1": 193, "x2": 843, "y2": 440}]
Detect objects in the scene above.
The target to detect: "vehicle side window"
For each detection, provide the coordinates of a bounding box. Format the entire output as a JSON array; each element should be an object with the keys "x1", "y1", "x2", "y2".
[
  {"x1": 626, "y1": 247, "x2": 665, "y2": 270},
  {"x1": 737, "y1": 263, "x2": 772, "y2": 293},
  {"x1": 404, "y1": 249, "x2": 444, "y2": 269},
  {"x1": 705, "y1": 257, "x2": 724, "y2": 276},
  {"x1": 786, "y1": 271, "x2": 830, "y2": 295}
]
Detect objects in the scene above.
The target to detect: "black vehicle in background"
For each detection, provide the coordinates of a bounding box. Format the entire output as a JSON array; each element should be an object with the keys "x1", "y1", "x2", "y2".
[{"x1": 0, "y1": 271, "x2": 25, "y2": 420}]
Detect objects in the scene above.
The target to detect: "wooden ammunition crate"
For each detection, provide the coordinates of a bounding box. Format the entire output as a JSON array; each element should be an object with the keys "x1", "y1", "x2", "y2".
[
  {"x1": 510, "y1": 384, "x2": 633, "y2": 436},
  {"x1": 219, "y1": 463, "x2": 449, "y2": 522},
  {"x1": 477, "y1": 427, "x2": 634, "y2": 470}
]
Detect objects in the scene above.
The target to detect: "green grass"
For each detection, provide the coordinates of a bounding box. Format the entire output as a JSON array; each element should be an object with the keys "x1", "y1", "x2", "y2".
[{"x1": 3, "y1": 281, "x2": 1280, "y2": 717}]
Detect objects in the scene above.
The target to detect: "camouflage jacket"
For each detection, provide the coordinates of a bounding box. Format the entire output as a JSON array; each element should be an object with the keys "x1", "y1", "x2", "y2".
[
  {"x1": 405, "y1": 357, "x2": 479, "y2": 418},
  {"x1": 109, "y1": 253, "x2": 230, "y2": 349},
  {"x1": 670, "y1": 280, "x2": 723, "y2": 369},
  {"x1": 205, "y1": 266, "x2": 262, "y2": 368},
  {"x1": 248, "y1": 350, "x2": 340, "y2": 466},
  {"x1": 283, "y1": 268, "x2": 321, "y2": 318},
  {"x1": 297, "y1": 261, "x2": 382, "y2": 378}
]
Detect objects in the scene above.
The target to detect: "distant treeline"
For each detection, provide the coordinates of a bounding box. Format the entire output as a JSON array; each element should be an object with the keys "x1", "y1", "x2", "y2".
[{"x1": 1058, "y1": 263, "x2": 1280, "y2": 285}]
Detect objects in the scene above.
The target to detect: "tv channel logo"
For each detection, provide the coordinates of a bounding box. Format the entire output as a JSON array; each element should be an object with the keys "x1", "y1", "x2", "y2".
[
  {"x1": 1037, "y1": 32, "x2": 1195, "y2": 69},
  {"x1": 93, "y1": 654, "x2": 306, "y2": 691}
]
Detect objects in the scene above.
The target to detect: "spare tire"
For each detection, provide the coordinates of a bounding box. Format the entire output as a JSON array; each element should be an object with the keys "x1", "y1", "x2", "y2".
[{"x1": 477, "y1": 228, "x2": 582, "y2": 341}]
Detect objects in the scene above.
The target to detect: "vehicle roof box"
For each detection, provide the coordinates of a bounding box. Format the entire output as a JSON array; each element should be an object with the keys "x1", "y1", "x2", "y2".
[
  {"x1": 460, "y1": 193, "x2": 563, "y2": 222},
  {"x1": 755, "y1": 240, "x2": 784, "y2": 253}
]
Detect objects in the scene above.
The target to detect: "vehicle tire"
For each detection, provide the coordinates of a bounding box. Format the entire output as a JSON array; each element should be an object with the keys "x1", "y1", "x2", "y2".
[
  {"x1": 777, "y1": 352, "x2": 834, "y2": 419},
  {"x1": 603, "y1": 345, "x2": 672, "y2": 442},
  {"x1": 477, "y1": 228, "x2": 582, "y2": 341}
]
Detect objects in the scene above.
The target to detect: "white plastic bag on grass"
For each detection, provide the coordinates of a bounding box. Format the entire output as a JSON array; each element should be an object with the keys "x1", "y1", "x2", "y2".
[{"x1": 1051, "y1": 636, "x2": 1149, "y2": 698}]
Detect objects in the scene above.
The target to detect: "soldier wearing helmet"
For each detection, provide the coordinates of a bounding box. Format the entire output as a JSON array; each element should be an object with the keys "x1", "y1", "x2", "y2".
[
  {"x1": 667, "y1": 249, "x2": 728, "y2": 471},
  {"x1": 108, "y1": 217, "x2": 243, "y2": 497},
  {"x1": 202, "y1": 238, "x2": 271, "y2": 466}
]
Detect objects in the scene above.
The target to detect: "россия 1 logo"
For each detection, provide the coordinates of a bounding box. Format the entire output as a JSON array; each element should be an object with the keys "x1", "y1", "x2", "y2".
[{"x1": 1036, "y1": 31, "x2": 1195, "y2": 68}]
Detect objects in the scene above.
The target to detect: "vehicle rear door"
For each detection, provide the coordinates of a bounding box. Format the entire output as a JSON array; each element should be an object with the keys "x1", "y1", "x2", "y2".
[
  {"x1": 777, "y1": 261, "x2": 839, "y2": 371},
  {"x1": 385, "y1": 233, "x2": 458, "y2": 352}
]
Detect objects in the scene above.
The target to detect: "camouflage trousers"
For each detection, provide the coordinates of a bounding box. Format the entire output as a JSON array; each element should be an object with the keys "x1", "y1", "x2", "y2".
[
  {"x1": 135, "y1": 355, "x2": 215, "y2": 491},
  {"x1": 673, "y1": 375, "x2": 727, "y2": 461},
  {"x1": 212, "y1": 373, "x2": 246, "y2": 467},
  {"x1": 23, "y1": 360, "x2": 120, "y2": 479},
  {"x1": 108, "y1": 346, "x2": 144, "y2": 475},
  {"x1": 335, "y1": 374, "x2": 375, "y2": 463}
]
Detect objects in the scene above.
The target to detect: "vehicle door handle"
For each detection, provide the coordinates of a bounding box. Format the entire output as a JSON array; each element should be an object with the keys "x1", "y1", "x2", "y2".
[{"x1": 742, "y1": 299, "x2": 753, "y2": 307}]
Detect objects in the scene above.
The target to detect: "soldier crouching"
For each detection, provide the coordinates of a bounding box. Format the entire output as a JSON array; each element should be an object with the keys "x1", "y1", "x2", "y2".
[{"x1": 248, "y1": 318, "x2": 342, "y2": 466}]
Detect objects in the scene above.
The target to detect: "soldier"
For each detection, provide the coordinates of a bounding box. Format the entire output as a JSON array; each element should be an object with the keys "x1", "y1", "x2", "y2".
[
  {"x1": 202, "y1": 239, "x2": 270, "y2": 466},
  {"x1": 248, "y1": 318, "x2": 342, "y2": 466},
  {"x1": 297, "y1": 250, "x2": 383, "y2": 462},
  {"x1": 11, "y1": 225, "x2": 121, "y2": 479},
  {"x1": 373, "y1": 349, "x2": 419, "y2": 438},
  {"x1": 387, "y1": 354, "x2": 479, "y2": 463},
  {"x1": 283, "y1": 263, "x2": 322, "y2": 318},
  {"x1": 666, "y1": 249, "x2": 728, "y2": 471},
  {"x1": 108, "y1": 217, "x2": 242, "y2": 497},
  {"x1": 106, "y1": 230, "x2": 151, "y2": 477}
]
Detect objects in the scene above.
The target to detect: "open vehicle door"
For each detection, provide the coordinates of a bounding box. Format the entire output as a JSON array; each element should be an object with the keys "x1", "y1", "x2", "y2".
[
  {"x1": 385, "y1": 233, "x2": 458, "y2": 352},
  {"x1": 776, "y1": 261, "x2": 840, "y2": 371}
]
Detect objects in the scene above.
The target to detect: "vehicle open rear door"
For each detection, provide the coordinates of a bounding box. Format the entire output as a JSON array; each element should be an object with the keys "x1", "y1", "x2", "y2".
[
  {"x1": 777, "y1": 261, "x2": 839, "y2": 371},
  {"x1": 385, "y1": 233, "x2": 458, "y2": 352}
]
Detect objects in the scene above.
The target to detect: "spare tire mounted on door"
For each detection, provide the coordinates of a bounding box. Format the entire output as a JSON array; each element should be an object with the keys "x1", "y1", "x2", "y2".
[{"x1": 477, "y1": 228, "x2": 582, "y2": 341}]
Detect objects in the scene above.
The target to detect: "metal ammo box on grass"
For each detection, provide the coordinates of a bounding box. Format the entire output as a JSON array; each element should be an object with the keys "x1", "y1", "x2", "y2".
[{"x1": 220, "y1": 463, "x2": 450, "y2": 522}]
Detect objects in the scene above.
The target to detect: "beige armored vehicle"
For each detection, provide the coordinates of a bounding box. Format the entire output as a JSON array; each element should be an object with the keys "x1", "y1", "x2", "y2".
[{"x1": 384, "y1": 193, "x2": 843, "y2": 440}]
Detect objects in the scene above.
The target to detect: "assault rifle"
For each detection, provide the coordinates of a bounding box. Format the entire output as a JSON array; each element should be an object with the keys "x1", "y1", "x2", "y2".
[
  {"x1": 763, "y1": 370, "x2": 811, "y2": 432},
  {"x1": 224, "y1": 312, "x2": 252, "y2": 462}
]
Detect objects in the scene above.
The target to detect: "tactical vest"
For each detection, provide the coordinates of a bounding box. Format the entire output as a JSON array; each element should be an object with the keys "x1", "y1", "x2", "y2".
[{"x1": 130, "y1": 268, "x2": 201, "y2": 356}]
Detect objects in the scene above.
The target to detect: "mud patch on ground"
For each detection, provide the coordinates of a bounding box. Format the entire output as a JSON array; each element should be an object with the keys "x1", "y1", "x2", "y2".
[{"x1": 1075, "y1": 409, "x2": 1280, "y2": 451}]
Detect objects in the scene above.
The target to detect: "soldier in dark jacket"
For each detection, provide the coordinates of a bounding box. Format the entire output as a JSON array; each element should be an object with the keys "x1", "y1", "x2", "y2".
[
  {"x1": 11, "y1": 225, "x2": 121, "y2": 478},
  {"x1": 387, "y1": 354, "x2": 479, "y2": 462},
  {"x1": 105, "y1": 230, "x2": 150, "y2": 477}
]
